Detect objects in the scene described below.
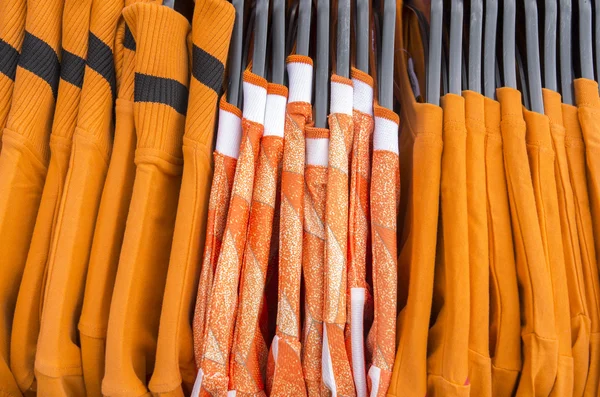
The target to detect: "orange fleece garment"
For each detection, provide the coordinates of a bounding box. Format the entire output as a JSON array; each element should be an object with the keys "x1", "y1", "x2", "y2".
[
  {"x1": 149, "y1": 0, "x2": 235, "y2": 394},
  {"x1": 483, "y1": 96, "x2": 522, "y2": 397},
  {"x1": 0, "y1": 0, "x2": 63, "y2": 394},
  {"x1": 573, "y1": 78, "x2": 600, "y2": 396},
  {"x1": 497, "y1": 87, "x2": 559, "y2": 396},
  {"x1": 10, "y1": 0, "x2": 91, "y2": 393},
  {"x1": 366, "y1": 106, "x2": 399, "y2": 397},
  {"x1": 101, "y1": 3, "x2": 190, "y2": 395},
  {"x1": 523, "y1": 107, "x2": 574, "y2": 396}
]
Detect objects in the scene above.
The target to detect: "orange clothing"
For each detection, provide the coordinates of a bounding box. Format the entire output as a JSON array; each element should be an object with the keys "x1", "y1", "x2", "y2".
[
  {"x1": 101, "y1": 4, "x2": 190, "y2": 395},
  {"x1": 426, "y1": 94, "x2": 470, "y2": 396},
  {"x1": 267, "y1": 56, "x2": 313, "y2": 397},
  {"x1": 346, "y1": 68, "x2": 374, "y2": 397},
  {"x1": 366, "y1": 106, "x2": 399, "y2": 397},
  {"x1": 462, "y1": 90, "x2": 493, "y2": 397},
  {"x1": 523, "y1": 107, "x2": 573, "y2": 396},
  {"x1": 322, "y1": 74, "x2": 356, "y2": 397},
  {"x1": 302, "y1": 126, "x2": 329, "y2": 397},
  {"x1": 77, "y1": 11, "x2": 138, "y2": 397},
  {"x1": 388, "y1": 29, "x2": 443, "y2": 396},
  {"x1": 544, "y1": 89, "x2": 591, "y2": 397},
  {"x1": 0, "y1": 0, "x2": 26, "y2": 146},
  {"x1": 150, "y1": 1, "x2": 234, "y2": 394},
  {"x1": 0, "y1": 0, "x2": 63, "y2": 394},
  {"x1": 573, "y1": 78, "x2": 600, "y2": 396},
  {"x1": 192, "y1": 100, "x2": 242, "y2": 370},
  {"x1": 33, "y1": 0, "x2": 121, "y2": 393},
  {"x1": 497, "y1": 87, "x2": 558, "y2": 396},
  {"x1": 198, "y1": 71, "x2": 267, "y2": 396},
  {"x1": 483, "y1": 97, "x2": 522, "y2": 397},
  {"x1": 10, "y1": 0, "x2": 91, "y2": 393},
  {"x1": 230, "y1": 84, "x2": 286, "y2": 396}
]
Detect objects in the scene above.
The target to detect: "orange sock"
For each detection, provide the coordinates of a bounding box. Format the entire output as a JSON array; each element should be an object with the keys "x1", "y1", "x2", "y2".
[
  {"x1": 10, "y1": 0, "x2": 91, "y2": 394},
  {"x1": 101, "y1": 4, "x2": 190, "y2": 395},
  {"x1": 0, "y1": 0, "x2": 63, "y2": 394}
]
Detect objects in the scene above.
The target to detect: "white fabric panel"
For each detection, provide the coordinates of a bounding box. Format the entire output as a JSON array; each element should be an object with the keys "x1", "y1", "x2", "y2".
[
  {"x1": 271, "y1": 334, "x2": 280, "y2": 361},
  {"x1": 352, "y1": 78, "x2": 374, "y2": 116},
  {"x1": 242, "y1": 80, "x2": 268, "y2": 124},
  {"x1": 191, "y1": 369, "x2": 203, "y2": 397},
  {"x1": 287, "y1": 62, "x2": 313, "y2": 103},
  {"x1": 306, "y1": 138, "x2": 329, "y2": 166},
  {"x1": 215, "y1": 107, "x2": 243, "y2": 159},
  {"x1": 368, "y1": 366, "x2": 382, "y2": 397},
  {"x1": 330, "y1": 80, "x2": 354, "y2": 116},
  {"x1": 264, "y1": 93, "x2": 287, "y2": 137},
  {"x1": 351, "y1": 288, "x2": 367, "y2": 397},
  {"x1": 373, "y1": 116, "x2": 399, "y2": 154},
  {"x1": 322, "y1": 326, "x2": 338, "y2": 396}
]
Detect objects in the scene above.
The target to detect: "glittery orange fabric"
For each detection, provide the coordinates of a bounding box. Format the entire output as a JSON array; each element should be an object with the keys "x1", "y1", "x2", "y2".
[
  {"x1": 266, "y1": 99, "x2": 312, "y2": 396},
  {"x1": 323, "y1": 76, "x2": 356, "y2": 397},
  {"x1": 230, "y1": 88, "x2": 286, "y2": 396},
  {"x1": 366, "y1": 107, "x2": 399, "y2": 397},
  {"x1": 302, "y1": 127, "x2": 329, "y2": 397},
  {"x1": 199, "y1": 107, "x2": 264, "y2": 395}
]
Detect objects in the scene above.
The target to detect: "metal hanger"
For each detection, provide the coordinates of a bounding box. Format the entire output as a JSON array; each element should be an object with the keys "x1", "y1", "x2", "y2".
[
  {"x1": 559, "y1": 0, "x2": 573, "y2": 103},
  {"x1": 297, "y1": 0, "x2": 311, "y2": 56},
  {"x1": 337, "y1": 0, "x2": 351, "y2": 77},
  {"x1": 483, "y1": 0, "x2": 497, "y2": 97},
  {"x1": 516, "y1": 45, "x2": 530, "y2": 109},
  {"x1": 272, "y1": 0, "x2": 285, "y2": 83},
  {"x1": 595, "y1": 0, "x2": 600, "y2": 83},
  {"x1": 524, "y1": 0, "x2": 544, "y2": 112},
  {"x1": 579, "y1": 0, "x2": 594, "y2": 79},
  {"x1": 427, "y1": 0, "x2": 443, "y2": 104},
  {"x1": 468, "y1": 0, "x2": 483, "y2": 93},
  {"x1": 544, "y1": 0, "x2": 558, "y2": 91},
  {"x1": 356, "y1": 0, "x2": 369, "y2": 73},
  {"x1": 228, "y1": 0, "x2": 245, "y2": 107},
  {"x1": 449, "y1": 0, "x2": 463, "y2": 95},
  {"x1": 379, "y1": 0, "x2": 395, "y2": 108},
  {"x1": 503, "y1": 0, "x2": 517, "y2": 89},
  {"x1": 164, "y1": 0, "x2": 175, "y2": 8},
  {"x1": 314, "y1": 0, "x2": 330, "y2": 127},
  {"x1": 252, "y1": 0, "x2": 269, "y2": 77}
]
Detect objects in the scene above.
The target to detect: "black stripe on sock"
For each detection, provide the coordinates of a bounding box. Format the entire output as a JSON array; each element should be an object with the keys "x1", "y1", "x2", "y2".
[
  {"x1": 18, "y1": 32, "x2": 60, "y2": 98},
  {"x1": 192, "y1": 45, "x2": 224, "y2": 94},
  {"x1": 124, "y1": 25, "x2": 136, "y2": 51},
  {"x1": 87, "y1": 32, "x2": 116, "y2": 99},
  {"x1": 60, "y1": 49, "x2": 86, "y2": 88},
  {"x1": 0, "y1": 39, "x2": 19, "y2": 81},
  {"x1": 134, "y1": 73, "x2": 188, "y2": 115}
]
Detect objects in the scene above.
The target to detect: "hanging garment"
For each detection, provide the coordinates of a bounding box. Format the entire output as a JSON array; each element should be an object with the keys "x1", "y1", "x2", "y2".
[
  {"x1": 302, "y1": 125, "x2": 329, "y2": 397},
  {"x1": 544, "y1": 88, "x2": 591, "y2": 397},
  {"x1": 366, "y1": 106, "x2": 399, "y2": 397},
  {"x1": 192, "y1": 99, "x2": 242, "y2": 369},
  {"x1": 77, "y1": 8, "x2": 138, "y2": 396},
  {"x1": 484, "y1": 96, "x2": 522, "y2": 397},
  {"x1": 33, "y1": 0, "x2": 120, "y2": 393},
  {"x1": 0, "y1": 0, "x2": 63, "y2": 393},
  {"x1": 198, "y1": 71, "x2": 267, "y2": 395},
  {"x1": 523, "y1": 107, "x2": 574, "y2": 396},
  {"x1": 497, "y1": 87, "x2": 559, "y2": 397},
  {"x1": 101, "y1": 3, "x2": 190, "y2": 395},
  {"x1": 150, "y1": 0, "x2": 234, "y2": 394},
  {"x1": 229, "y1": 83, "x2": 286, "y2": 396},
  {"x1": 346, "y1": 67, "x2": 374, "y2": 397},
  {"x1": 461, "y1": 90, "x2": 493, "y2": 397},
  {"x1": 10, "y1": 0, "x2": 91, "y2": 393},
  {"x1": 267, "y1": 55, "x2": 313, "y2": 397},
  {"x1": 322, "y1": 75, "x2": 356, "y2": 397},
  {"x1": 388, "y1": 34, "x2": 443, "y2": 397},
  {"x1": 426, "y1": 93, "x2": 470, "y2": 396}
]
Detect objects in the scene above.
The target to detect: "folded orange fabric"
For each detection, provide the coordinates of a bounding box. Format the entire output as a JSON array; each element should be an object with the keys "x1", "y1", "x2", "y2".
[
  {"x1": 10, "y1": 0, "x2": 91, "y2": 393},
  {"x1": 101, "y1": 4, "x2": 190, "y2": 395},
  {"x1": 197, "y1": 71, "x2": 267, "y2": 396},
  {"x1": 366, "y1": 106, "x2": 399, "y2": 397},
  {"x1": 0, "y1": 0, "x2": 63, "y2": 394},
  {"x1": 497, "y1": 87, "x2": 558, "y2": 397},
  {"x1": 302, "y1": 126, "x2": 329, "y2": 397},
  {"x1": 483, "y1": 96, "x2": 522, "y2": 397}
]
